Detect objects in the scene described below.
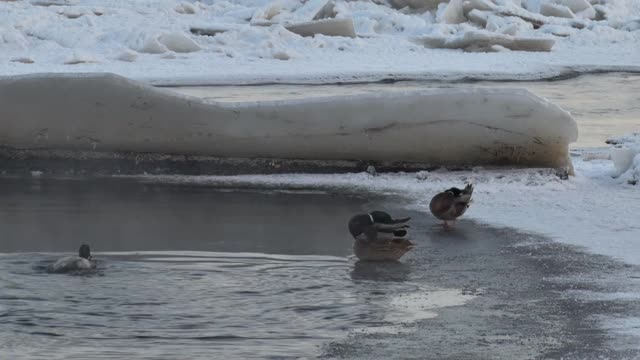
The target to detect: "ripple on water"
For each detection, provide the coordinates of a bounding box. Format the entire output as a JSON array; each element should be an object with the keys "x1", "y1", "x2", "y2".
[{"x1": 0, "y1": 252, "x2": 476, "y2": 359}]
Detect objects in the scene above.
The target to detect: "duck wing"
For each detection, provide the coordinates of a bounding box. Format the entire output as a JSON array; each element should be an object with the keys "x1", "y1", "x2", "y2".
[
  {"x1": 429, "y1": 192, "x2": 455, "y2": 218},
  {"x1": 390, "y1": 216, "x2": 411, "y2": 224}
]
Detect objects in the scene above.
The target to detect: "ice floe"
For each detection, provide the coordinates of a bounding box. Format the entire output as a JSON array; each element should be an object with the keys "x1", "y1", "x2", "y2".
[{"x1": 0, "y1": 72, "x2": 576, "y2": 168}]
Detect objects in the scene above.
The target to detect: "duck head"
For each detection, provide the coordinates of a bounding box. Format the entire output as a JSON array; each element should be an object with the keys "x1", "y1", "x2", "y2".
[
  {"x1": 348, "y1": 214, "x2": 373, "y2": 238},
  {"x1": 78, "y1": 244, "x2": 92, "y2": 260}
]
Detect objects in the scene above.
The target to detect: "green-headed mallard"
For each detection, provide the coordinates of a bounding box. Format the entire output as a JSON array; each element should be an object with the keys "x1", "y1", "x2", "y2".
[
  {"x1": 348, "y1": 211, "x2": 414, "y2": 261},
  {"x1": 429, "y1": 184, "x2": 474, "y2": 228}
]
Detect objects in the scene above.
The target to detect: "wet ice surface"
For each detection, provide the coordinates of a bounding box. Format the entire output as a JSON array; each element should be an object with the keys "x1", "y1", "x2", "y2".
[
  {"x1": 1, "y1": 178, "x2": 639, "y2": 359},
  {"x1": 169, "y1": 72, "x2": 640, "y2": 148}
]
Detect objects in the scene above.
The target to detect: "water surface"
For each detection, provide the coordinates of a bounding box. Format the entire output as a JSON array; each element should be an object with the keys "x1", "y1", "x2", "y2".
[
  {"x1": 0, "y1": 178, "x2": 470, "y2": 359},
  {"x1": 2, "y1": 178, "x2": 639, "y2": 359}
]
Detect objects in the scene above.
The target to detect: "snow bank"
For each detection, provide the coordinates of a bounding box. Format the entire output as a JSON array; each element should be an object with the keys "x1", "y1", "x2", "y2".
[
  {"x1": 0, "y1": 0, "x2": 638, "y2": 84},
  {"x1": 0, "y1": 73, "x2": 576, "y2": 168}
]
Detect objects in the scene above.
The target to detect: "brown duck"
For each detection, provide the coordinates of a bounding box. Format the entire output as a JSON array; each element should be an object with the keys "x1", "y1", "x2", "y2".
[
  {"x1": 429, "y1": 184, "x2": 474, "y2": 228},
  {"x1": 348, "y1": 211, "x2": 414, "y2": 261}
]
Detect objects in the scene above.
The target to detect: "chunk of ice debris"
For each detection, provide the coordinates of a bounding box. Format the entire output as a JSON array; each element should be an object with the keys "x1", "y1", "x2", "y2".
[
  {"x1": 0, "y1": 73, "x2": 578, "y2": 169},
  {"x1": 389, "y1": 0, "x2": 448, "y2": 10},
  {"x1": 438, "y1": 0, "x2": 467, "y2": 24},
  {"x1": 293, "y1": 0, "x2": 336, "y2": 20},
  {"x1": 285, "y1": 18, "x2": 356, "y2": 38},
  {"x1": 174, "y1": 2, "x2": 197, "y2": 15},
  {"x1": 621, "y1": 20, "x2": 640, "y2": 32},
  {"x1": 414, "y1": 30, "x2": 554, "y2": 52},
  {"x1": 64, "y1": 53, "x2": 99, "y2": 65},
  {"x1": 158, "y1": 33, "x2": 201, "y2": 53},
  {"x1": 541, "y1": 3, "x2": 575, "y2": 18},
  {"x1": 607, "y1": 133, "x2": 640, "y2": 183},
  {"x1": 11, "y1": 57, "x2": 35, "y2": 64},
  {"x1": 552, "y1": 0, "x2": 592, "y2": 15},
  {"x1": 116, "y1": 49, "x2": 138, "y2": 62}
]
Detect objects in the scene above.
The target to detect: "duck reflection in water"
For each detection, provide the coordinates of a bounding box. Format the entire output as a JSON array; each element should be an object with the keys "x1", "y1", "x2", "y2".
[
  {"x1": 348, "y1": 211, "x2": 414, "y2": 262},
  {"x1": 350, "y1": 260, "x2": 411, "y2": 282}
]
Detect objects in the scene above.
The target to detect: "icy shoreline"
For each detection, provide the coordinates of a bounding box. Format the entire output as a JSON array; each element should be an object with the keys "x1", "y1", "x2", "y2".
[
  {"x1": 2, "y1": 0, "x2": 639, "y2": 85},
  {"x1": 126, "y1": 146, "x2": 640, "y2": 266}
]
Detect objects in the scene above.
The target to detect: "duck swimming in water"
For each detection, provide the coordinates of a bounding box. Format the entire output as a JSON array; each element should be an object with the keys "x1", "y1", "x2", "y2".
[
  {"x1": 429, "y1": 183, "x2": 474, "y2": 228},
  {"x1": 348, "y1": 211, "x2": 414, "y2": 261},
  {"x1": 47, "y1": 244, "x2": 97, "y2": 273}
]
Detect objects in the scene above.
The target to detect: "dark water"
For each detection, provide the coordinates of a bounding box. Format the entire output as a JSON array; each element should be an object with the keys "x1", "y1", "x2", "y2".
[
  {"x1": 2, "y1": 178, "x2": 464, "y2": 359},
  {"x1": 2, "y1": 178, "x2": 640, "y2": 359},
  {"x1": 0, "y1": 178, "x2": 371, "y2": 359}
]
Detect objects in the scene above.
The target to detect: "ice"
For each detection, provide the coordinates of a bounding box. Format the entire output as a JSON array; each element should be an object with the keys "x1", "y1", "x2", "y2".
[
  {"x1": 540, "y1": 3, "x2": 575, "y2": 18},
  {"x1": 115, "y1": 49, "x2": 138, "y2": 62},
  {"x1": 64, "y1": 52, "x2": 99, "y2": 65},
  {"x1": 284, "y1": 18, "x2": 356, "y2": 38},
  {"x1": 293, "y1": 0, "x2": 336, "y2": 20},
  {"x1": 10, "y1": 57, "x2": 35, "y2": 64},
  {"x1": 133, "y1": 151, "x2": 640, "y2": 264},
  {"x1": 389, "y1": 0, "x2": 448, "y2": 10},
  {"x1": 174, "y1": 2, "x2": 197, "y2": 15},
  {"x1": 552, "y1": 0, "x2": 593, "y2": 15},
  {"x1": 157, "y1": 32, "x2": 201, "y2": 53},
  {"x1": 415, "y1": 30, "x2": 555, "y2": 51},
  {"x1": 622, "y1": 19, "x2": 640, "y2": 31},
  {"x1": 0, "y1": 0, "x2": 639, "y2": 83},
  {"x1": 0, "y1": 73, "x2": 576, "y2": 168},
  {"x1": 607, "y1": 132, "x2": 640, "y2": 183},
  {"x1": 437, "y1": 0, "x2": 467, "y2": 24}
]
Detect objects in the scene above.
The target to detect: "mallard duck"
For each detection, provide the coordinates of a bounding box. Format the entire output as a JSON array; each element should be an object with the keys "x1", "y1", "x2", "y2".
[
  {"x1": 47, "y1": 244, "x2": 97, "y2": 273},
  {"x1": 429, "y1": 183, "x2": 474, "y2": 228},
  {"x1": 348, "y1": 211, "x2": 414, "y2": 261}
]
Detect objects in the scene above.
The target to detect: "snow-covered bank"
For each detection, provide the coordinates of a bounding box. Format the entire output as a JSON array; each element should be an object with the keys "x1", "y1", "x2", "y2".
[
  {"x1": 1, "y1": 0, "x2": 639, "y2": 85},
  {"x1": 129, "y1": 146, "x2": 640, "y2": 265},
  {"x1": 0, "y1": 73, "x2": 577, "y2": 167}
]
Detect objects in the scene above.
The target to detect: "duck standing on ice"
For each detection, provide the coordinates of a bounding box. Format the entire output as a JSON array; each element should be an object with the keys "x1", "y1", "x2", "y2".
[
  {"x1": 348, "y1": 211, "x2": 414, "y2": 261},
  {"x1": 47, "y1": 244, "x2": 97, "y2": 273},
  {"x1": 429, "y1": 184, "x2": 474, "y2": 228}
]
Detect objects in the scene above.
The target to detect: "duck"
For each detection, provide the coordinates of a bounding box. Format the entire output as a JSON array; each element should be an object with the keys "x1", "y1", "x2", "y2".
[
  {"x1": 348, "y1": 211, "x2": 414, "y2": 261},
  {"x1": 47, "y1": 244, "x2": 97, "y2": 273},
  {"x1": 429, "y1": 183, "x2": 474, "y2": 228}
]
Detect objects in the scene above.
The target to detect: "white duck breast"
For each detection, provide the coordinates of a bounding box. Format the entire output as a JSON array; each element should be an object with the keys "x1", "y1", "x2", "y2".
[{"x1": 47, "y1": 256, "x2": 96, "y2": 273}]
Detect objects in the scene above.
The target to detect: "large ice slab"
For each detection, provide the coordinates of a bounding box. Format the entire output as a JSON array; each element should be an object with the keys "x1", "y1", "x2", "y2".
[{"x1": 0, "y1": 73, "x2": 577, "y2": 168}]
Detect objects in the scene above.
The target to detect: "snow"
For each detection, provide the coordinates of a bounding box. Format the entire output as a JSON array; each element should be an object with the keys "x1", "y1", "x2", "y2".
[
  {"x1": 607, "y1": 132, "x2": 640, "y2": 184},
  {"x1": 127, "y1": 146, "x2": 640, "y2": 266},
  {"x1": 1, "y1": 0, "x2": 639, "y2": 85}
]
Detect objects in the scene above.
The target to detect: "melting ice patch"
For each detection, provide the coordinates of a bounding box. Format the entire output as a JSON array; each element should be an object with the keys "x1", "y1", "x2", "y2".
[{"x1": 355, "y1": 288, "x2": 479, "y2": 335}]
